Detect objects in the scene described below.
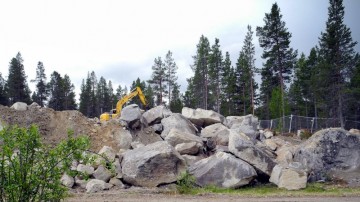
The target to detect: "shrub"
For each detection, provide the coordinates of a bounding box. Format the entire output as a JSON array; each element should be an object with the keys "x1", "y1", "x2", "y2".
[
  {"x1": 176, "y1": 171, "x2": 197, "y2": 194},
  {"x1": 0, "y1": 125, "x2": 90, "y2": 201}
]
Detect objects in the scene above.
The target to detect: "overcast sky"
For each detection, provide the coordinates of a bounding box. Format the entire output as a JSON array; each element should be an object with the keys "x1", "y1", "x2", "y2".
[{"x1": 0, "y1": 0, "x2": 359, "y2": 100}]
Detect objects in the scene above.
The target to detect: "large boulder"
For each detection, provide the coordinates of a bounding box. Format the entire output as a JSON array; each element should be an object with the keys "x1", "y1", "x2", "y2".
[
  {"x1": 165, "y1": 128, "x2": 203, "y2": 147},
  {"x1": 132, "y1": 127, "x2": 163, "y2": 146},
  {"x1": 232, "y1": 125, "x2": 258, "y2": 141},
  {"x1": 161, "y1": 113, "x2": 198, "y2": 138},
  {"x1": 175, "y1": 142, "x2": 202, "y2": 155},
  {"x1": 10, "y1": 102, "x2": 28, "y2": 111},
  {"x1": 86, "y1": 179, "x2": 106, "y2": 193},
  {"x1": 200, "y1": 123, "x2": 230, "y2": 146},
  {"x1": 189, "y1": 151, "x2": 257, "y2": 188},
  {"x1": 269, "y1": 163, "x2": 307, "y2": 190},
  {"x1": 182, "y1": 107, "x2": 225, "y2": 127},
  {"x1": 142, "y1": 105, "x2": 172, "y2": 125},
  {"x1": 98, "y1": 146, "x2": 116, "y2": 162},
  {"x1": 228, "y1": 130, "x2": 276, "y2": 176},
  {"x1": 225, "y1": 114, "x2": 258, "y2": 131},
  {"x1": 294, "y1": 128, "x2": 360, "y2": 184},
  {"x1": 93, "y1": 165, "x2": 113, "y2": 182},
  {"x1": 61, "y1": 173, "x2": 74, "y2": 188},
  {"x1": 114, "y1": 129, "x2": 133, "y2": 150},
  {"x1": 120, "y1": 104, "x2": 142, "y2": 129},
  {"x1": 121, "y1": 141, "x2": 186, "y2": 187}
]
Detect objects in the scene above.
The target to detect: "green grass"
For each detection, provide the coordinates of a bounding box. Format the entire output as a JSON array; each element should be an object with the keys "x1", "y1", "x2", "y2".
[{"x1": 177, "y1": 183, "x2": 360, "y2": 197}]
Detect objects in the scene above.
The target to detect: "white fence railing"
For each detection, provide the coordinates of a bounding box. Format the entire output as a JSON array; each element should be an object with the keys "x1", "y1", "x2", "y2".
[{"x1": 259, "y1": 115, "x2": 360, "y2": 133}]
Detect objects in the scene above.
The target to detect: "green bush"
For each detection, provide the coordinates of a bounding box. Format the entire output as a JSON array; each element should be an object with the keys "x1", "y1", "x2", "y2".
[
  {"x1": 0, "y1": 125, "x2": 90, "y2": 201},
  {"x1": 176, "y1": 171, "x2": 197, "y2": 194}
]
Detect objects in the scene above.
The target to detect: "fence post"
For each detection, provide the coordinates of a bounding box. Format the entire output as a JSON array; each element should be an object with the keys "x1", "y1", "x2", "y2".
[
  {"x1": 270, "y1": 120, "x2": 273, "y2": 130},
  {"x1": 311, "y1": 118, "x2": 315, "y2": 133},
  {"x1": 289, "y1": 114, "x2": 293, "y2": 133}
]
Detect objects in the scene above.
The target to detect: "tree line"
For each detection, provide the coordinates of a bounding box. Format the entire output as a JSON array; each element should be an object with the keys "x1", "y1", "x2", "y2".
[{"x1": 0, "y1": 0, "x2": 359, "y2": 127}]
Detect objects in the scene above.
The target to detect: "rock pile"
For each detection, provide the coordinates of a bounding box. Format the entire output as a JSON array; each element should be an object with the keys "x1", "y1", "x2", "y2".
[{"x1": 2, "y1": 102, "x2": 360, "y2": 193}]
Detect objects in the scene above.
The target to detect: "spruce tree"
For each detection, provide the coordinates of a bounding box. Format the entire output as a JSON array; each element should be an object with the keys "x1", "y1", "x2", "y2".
[
  {"x1": 220, "y1": 52, "x2": 234, "y2": 116},
  {"x1": 7, "y1": 52, "x2": 31, "y2": 105},
  {"x1": 96, "y1": 77, "x2": 110, "y2": 115},
  {"x1": 62, "y1": 74, "x2": 77, "y2": 110},
  {"x1": 164, "y1": 50, "x2": 178, "y2": 107},
  {"x1": 31, "y1": 61, "x2": 48, "y2": 107},
  {"x1": 144, "y1": 84, "x2": 155, "y2": 108},
  {"x1": 148, "y1": 57, "x2": 168, "y2": 105},
  {"x1": 79, "y1": 79, "x2": 90, "y2": 116},
  {"x1": 256, "y1": 3, "x2": 297, "y2": 120},
  {"x1": 47, "y1": 71, "x2": 64, "y2": 110},
  {"x1": 208, "y1": 38, "x2": 223, "y2": 112},
  {"x1": 318, "y1": 0, "x2": 358, "y2": 127},
  {"x1": 169, "y1": 83, "x2": 183, "y2": 113},
  {"x1": 0, "y1": 73, "x2": 8, "y2": 105}
]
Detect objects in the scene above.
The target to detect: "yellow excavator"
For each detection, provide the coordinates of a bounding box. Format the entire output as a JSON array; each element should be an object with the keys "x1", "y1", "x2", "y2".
[{"x1": 100, "y1": 86, "x2": 147, "y2": 121}]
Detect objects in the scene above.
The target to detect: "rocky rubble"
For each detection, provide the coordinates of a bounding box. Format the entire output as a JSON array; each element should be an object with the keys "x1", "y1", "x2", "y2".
[{"x1": 1, "y1": 102, "x2": 360, "y2": 193}]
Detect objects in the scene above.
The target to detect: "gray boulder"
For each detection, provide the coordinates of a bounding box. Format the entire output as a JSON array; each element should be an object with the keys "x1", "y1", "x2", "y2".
[
  {"x1": 121, "y1": 141, "x2": 186, "y2": 187},
  {"x1": 182, "y1": 155, "x2": 204, "y2": 166},
  {"x1": 10, "y1": 102, "x2": 27, "y2": 111},
  {"x1": 165, "y1": 128, "x2": 203, "y2": 147},
  {"x1": 226, "y1": 114, "x2": 258, "y2": 131},
  {"x1": 294, "y1": 128, "x2": 360, "y2": 184},
  {"x1": 142, "y1": 105, "x2": 172, "y2": 125},
  {"x1": 182, "y1": 107, "x2": 225, "y2": 127},
  {"x1": 109, "y1": 177, "x2": 126, "y2": 188},
  {"x1": 60, "y1": 173, "x2": 74, "y2": 188},
  {"x1": 86, "y1": 179, "x2": 106, "y2": 193},
  {"x1": 228, "y1": 130, "x2": 276, "y2": 176},
  {"x1": 93, "y1": 165, "x2": 113, "y2": 182},
  {"x1": 120, "y1": 104, "x2": 142, "y2": 129},
  {"x1": 232, "y1": 125, "x2": 258, "y2": 141},
  {"x1": 175, "y1": 142, "x2": 202, "y2": 155},
  {"x1": 132, "y1": 127, "x2": 163, "y2": 146},
  {"x1": 201, "y1": 123, "x2": 230, "y2": 146},
  {"x1": 189, "y1": 151, "x2": 257, "y2": 188},
  {"x1": 98, "y1": 146, "x2": 116, "y2": 162},
  {"x1": 269, "y1": 164, "x2": 307, "y2": 190},
  {"x1": 161, "y1": 113, "x2": 198, "y2": 138},
  {"x1": 114, "y1": 129, "x2": 133, "y2": 150},
  {"x1": 76, "y1": 164, "x2": 95, "y2": 176}
]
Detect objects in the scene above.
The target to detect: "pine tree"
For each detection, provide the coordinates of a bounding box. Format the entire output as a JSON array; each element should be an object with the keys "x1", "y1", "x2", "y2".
[
  {"x1": 96, "y1": 76, "x2": 111, "y2": 115},
  {"x1": 242, "y1": 25, "x2": 257, "y2": 115},
  {"x1": 144, "y1": 84, "x2": 155, "y2": 108},
  {"x1": 47, "y1": 71, "x2": 64, "y2": 110},
  {"x1": 63, "y1": 74, "x2": 77, "y2": 110},
  {"x1": 31, "y1": 61, "x2": 47, "y2": 107},
  {"x1": 208, "y1": 38, "x2": 223, "y2": 112},
  {"x1": 256, "y1": 3, "x2": 297, "y2": 120},
  {"x1": 219, "y1": 52, "x2": 234, "y2": 116},
  {"x1": 318, "y1": 0, "x2": 358, "y2": 127},
  {"x1": 7, "y1": 52, "x2": 31, "y2": 105},
  {"x1": 183, "y1": 77, "x2": 197, "y2": 108},
  {"x1": 164, "y1": 50, "x2": 178, "y2": 108},
  {"x1": 79, "y1": 72, "x2": 98, "y2": 117},
  {"x1": 0, "y1": 73, "x2": 8, "y2": 105},
  {"x1": 169, "y1": 83, "x2": 183, "y2": 113},
  {"x1": 191, "y1": 35, "x2": 211, "y2": 109},
  {"x1": 148, "y1": 57, "x2": 168, "y2": 105},
  {"x1": 79, "y1": 79, "x2": 89, "y2": 116}
]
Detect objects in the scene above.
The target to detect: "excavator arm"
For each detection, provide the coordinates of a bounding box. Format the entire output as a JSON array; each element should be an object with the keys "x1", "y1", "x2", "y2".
[{"x1": 100, "y1": 86, "x2": 147, "y2": 121}]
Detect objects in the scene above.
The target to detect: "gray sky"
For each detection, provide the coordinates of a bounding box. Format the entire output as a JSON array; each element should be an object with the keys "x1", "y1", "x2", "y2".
[{"x1": 0, "y1": 0, "x2": 359, "y2": 100}]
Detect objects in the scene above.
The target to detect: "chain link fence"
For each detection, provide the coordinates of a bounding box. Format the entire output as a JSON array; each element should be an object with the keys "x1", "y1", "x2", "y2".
[{"x1": 259, "y1": 115, "x2": 360, "y2": 134}]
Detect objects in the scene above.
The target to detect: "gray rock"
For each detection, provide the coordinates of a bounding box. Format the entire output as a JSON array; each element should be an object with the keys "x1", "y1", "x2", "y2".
[
  {"x1": 122, "y1": 141, "x2": 186, "y2": 187},
  {"x1": 293, "y1": 128, "x2": 360, "y2": 183},
  {"x1": 10, "y1": 102, "x2": 27, "y2": 111},
  {"x1": 109, "y1": 177, "x2": 126, "y2": 188},
  {"x1": 131, "y1": 141, "x2": 145, "y2": 149},
  {"x1": 263, "y1": 129, "x2": 274, "y2": 139},
  {"x1": 113, "y1": 158, "x2": 123, "y2": 178},
  {"x1": 182, "y1": 155, "x2": 204, "y2": 166},
  {"x1": 142, "y1": 105, "x2": 172, "y2": 125},
  {"x1": 269, "y1": 164, "x2": 307, "y2": 190},
  {"x1": 29, "y1": 102, "x2": 41, "y2": 109},
  {"x1": 132, "y1": 127, "x2": 163, "y2": 145},
  {"x1": 165, "y1": 128, "x2": 203, "y2": 147},
  {"x1": 113, "y1": 128, "x2": 133, "y2": 150},
  {"x1": 228, "y1": 130, "x2": 276, "y2": 176},
  {"x1": 86, "y1": 179, "x2": 106, "y2": 193},
  {"x1": 175, "y1": 142, "x2": 202, "y2": 155},
  {"x1": 276, "y1": 145, "x2": 295, "y2": 166},
  {"x1": 161, "y1": 113, "x2": 198, "y2": 138},
  {"x1": 151, "y1": 123, "x2": 163, "y2": 133},
  {"x1": 189, "y1": 151, "x2": 257, "y2": 188},
  {"x1": 226, "y1": 114, "x2": 258, "y2": 131},
  {"x1": 349, "y1": 128, "x2": 360, "y2": 135},
  {"x1": 76, "y1": 164, "x2": 95, "y2": 176},
  {"x1": 182, "y1": 107, "x2": 225, "y2": 127},
  {"x1": 74, "y1": 176, "x2": 88, "y2": 189},
  {"x1": 120, "y1": 104, "x2": 142, "y2": 129},
  {"x1": 98, "y1": 146, "x2": 116, "y2": 162},
  {"x1": 60, "y1": 173, "x2": 74, "y2": 188},
  {"x1": 201, "y1": 123, "x2": 230, "y2": 146},
  {"x1": 232, "y1": 125, "x2": 258, "y2": 141},
  {"x1": 93, "y1": 165, "x2": 113, "y2": 182}
]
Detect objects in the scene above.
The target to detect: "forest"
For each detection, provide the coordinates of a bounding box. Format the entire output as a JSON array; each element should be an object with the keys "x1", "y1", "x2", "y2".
[{"x1": 0, "y1": 0, "x2": 359, "y2": 129}]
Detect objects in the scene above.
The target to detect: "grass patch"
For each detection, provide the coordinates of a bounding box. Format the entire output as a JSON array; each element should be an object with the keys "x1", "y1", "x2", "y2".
[{"x1": 178, "y1": 182, "x2": 360, "y2": 197}]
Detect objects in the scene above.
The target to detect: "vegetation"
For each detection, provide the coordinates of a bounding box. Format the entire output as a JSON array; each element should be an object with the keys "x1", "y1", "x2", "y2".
[{"x1": 0, "y1": 125, "x2": 90, "y2": 201}]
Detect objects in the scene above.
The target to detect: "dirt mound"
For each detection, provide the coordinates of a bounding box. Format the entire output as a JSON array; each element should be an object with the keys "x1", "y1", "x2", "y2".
[{"x1": 0, "y1": 104, "x2": 122, "y2": 152}]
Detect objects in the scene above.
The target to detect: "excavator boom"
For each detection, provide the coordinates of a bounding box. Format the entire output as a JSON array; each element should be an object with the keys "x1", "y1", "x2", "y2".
[{"x1": 100, "y1": 86, "x2": 147, "y2": 121}]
